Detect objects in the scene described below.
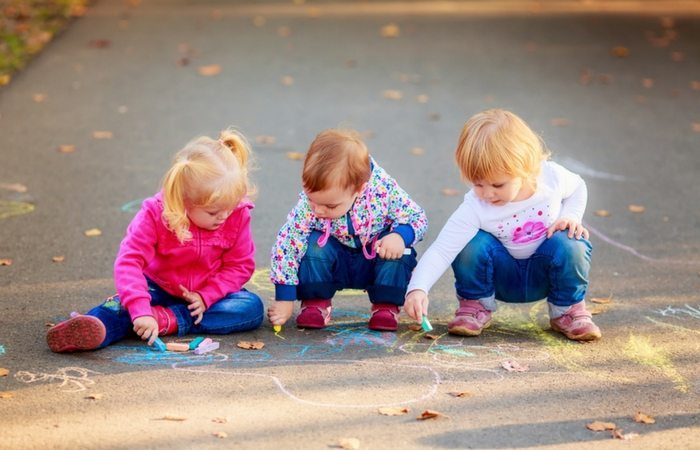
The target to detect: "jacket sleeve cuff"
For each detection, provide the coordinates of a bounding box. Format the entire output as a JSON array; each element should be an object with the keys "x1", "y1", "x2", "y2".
[
  {"x1": 392, "y1": 224, "x2": 415, "y2": 247},
  {"x1": 126, "y1": 299, "x2": 154, "y2": 321},
  {"x1": 275, "y1": 284, "x2": 297, "y2": 301}
]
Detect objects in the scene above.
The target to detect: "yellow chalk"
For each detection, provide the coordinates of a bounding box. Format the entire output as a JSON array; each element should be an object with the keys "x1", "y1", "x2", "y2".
[{"x1": 273, "y1": 325, "x2": 281, "y2": 333}]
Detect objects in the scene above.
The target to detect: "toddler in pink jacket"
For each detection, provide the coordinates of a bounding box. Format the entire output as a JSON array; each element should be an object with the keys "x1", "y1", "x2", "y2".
[{"x1": 47, "y1": 129, "x2": 263, "y2": 352}]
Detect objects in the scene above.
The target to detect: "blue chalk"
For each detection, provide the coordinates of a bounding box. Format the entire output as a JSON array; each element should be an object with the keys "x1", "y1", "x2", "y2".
[
  {"x1": 152, "y1": 337, "x2": 167, "y2": 352},
  {"x1": 421, "y1": 316, "x2": 433, "y2": 332},
  {"x1": 188, "y1": 336, "x2": 205, "y2": 350}
]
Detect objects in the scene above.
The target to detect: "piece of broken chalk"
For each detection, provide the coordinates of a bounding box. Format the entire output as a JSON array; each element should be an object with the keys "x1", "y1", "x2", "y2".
[
  {"x1": 165, "y1": 342, "x2": 190, "y2": 352},
  {"x1": 194, "y1": 341, "x2": 220, "y2": 355},
  {"x1": 152, "y1": 337, "x2": 167, "y2": 352}
]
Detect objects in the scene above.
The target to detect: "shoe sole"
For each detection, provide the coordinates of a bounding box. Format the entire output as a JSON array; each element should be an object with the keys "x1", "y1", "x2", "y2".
[
  {"x1": 447, "y1": 320, "x2": 491, "y2": 337},
  {"x1": 47, "y1": 315, "x2": 106, "y2": 353},
  {"x1": 368, "y1": 324, "x2": 398, "y2": 332},
  {"x1": 550, "y1": 322, "x2": 602, "y2": 341}
]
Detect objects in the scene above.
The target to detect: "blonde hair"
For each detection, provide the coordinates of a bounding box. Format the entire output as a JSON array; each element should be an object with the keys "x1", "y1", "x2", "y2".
[
  {"x1": 162, "y1": 128, "x2": 255, "y2": 242},
  {"x1": 302, "y1": 129, "x2": 371, "y2": 193},
  {"x1": 455, "y1": 109, "x2": 550, "y2": 186}
]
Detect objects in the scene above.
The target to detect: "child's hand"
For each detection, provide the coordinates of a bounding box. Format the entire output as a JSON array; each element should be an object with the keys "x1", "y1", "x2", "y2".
[
  {"x1": 404, "y1": 289, "x2": 429, "y2": 321},
  {"x1": 133, "y1": 316, "x2": 159, "y2": 345},
  {"x1": 268, "y1": 300, "x2": 295, "y2": 326},
  {"x1": 180, "y1": 285, "x2": 205, "y2": 325},
  {"x1": 547, "y1": 218, "x2": 589, "y2": 239},
  {"x1": 376, "y1": 233, "x2": 406, "y2": 260}
]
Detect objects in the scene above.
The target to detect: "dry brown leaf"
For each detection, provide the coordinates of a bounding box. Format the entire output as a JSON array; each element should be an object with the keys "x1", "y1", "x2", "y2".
[
  {"x1": 0, "y1": 368, "x2": 9, "y2": 377},
  {"x1": 0, "y1": 259, "x2": 13, "y2": 266},
  {"x1": 92, "y1": 131, "x2": 113, "y2": 140},
  {"x1": 277, "y1": 26, "x2": 292, "y2": 37},
  {"x1": 634, "y1": 411, "x2": 656, "y2": 424},
  {"x1": 84, "y1": 228, "x2": 102, "y2": 237},
  {"x1": 212, "y1": 417, "x2": 228, "y2": 423},
  {"x1": 237, "y1": 341, "x2": 265, "y2": 350},
  {"x1": 611, "y1": 46, "x2": 630, "y2": 58},
  {"x1": 382, "y1": 90, "x2": 403, "y2": 100},
  {"x1": 255, "y1": 135, "x2": 276, "y2": 145},
  {"x1": 671, "y1": 51, "x2": 685, "y2": 62},
  {"x1": 378, "y1": 406, "x2": 409, "y2": 416},
  {"x1": 198, "y1": 65, "x2": 222, "y2": 76},
  {"x1": 85, "y1": 393, "x2": 103, "y2": 400},
  {"x1": 155, "y1": 415, "x2": 187, "y2": 421},
  {"x1": 448, "y1": 391, "x2": 473, "y2": 398},
  {"x1": 88, "y1": 39, "x2": 111, "y2": 48},
  {"x1": 0, "y1": 183, "x2": 28, "y2": 193},
  {"x1": 58, "y1": 144, "x2": 76, "y2": 153},
  {"x1": 628, "y1": 204, "x2": 646, "y2": 213},
  {"x1": 286, "y1": 152, "x2": 305, "y2": 161},
  {"x1": 416, "y1": 94, "x2": 429, "y2": 104},
  {"x1": 253, "y1": 16, "x2": 266, "y2": 27},
  {"x1": 0, "y1": 391, "x2": 13, "y2": 398},
  {"x1": 306, "y1": 7, "x2": 321, "y2": 18},
  {"x1": 0, "y1": 74, "x2": 10, "y2": 86},
  {"x1": 281, "y1": 76, "x2": 294, "y2": 86},
  {"x1": 612, "y1": 429, "x2": 639, "y2": 440},
  {"x1": 33, "y1": 93, "x2": 47, "y2": 103},
  {"x1": 417, "y1": 409, "x2": 448, "y2": 420},
  {"x1": 380, "y1": 23, "x2": 400, "y2": 38},
  {"x1": 586, "y1": 421, "x2": 617, "y2": 431},
  {"x1": 692, "y1": 123, "x2": 700, "y2": 133},
  {"x1": 441, "y1": 188, "x2": 460, "y2": 197},
  {"x1": 408, "y1": 324, "x2": 422, "y2": 331},
  {"x1": 591, "y1": 296, "x2": 612, "y2": 304},
  {"x1": 45, "y1": 322, "x2": 56, "y2": 327},
  {"x1": 550, "y1": 118, "x2": 570, "y2": 127},
  {"x1": 212, "y1": 431, "x2": 228, "y2": 439},
  {"x1": 52, "y1": 255, "x2": 65, "y2": 263},
  {"x1": 642, "y1": 78, "x2": 654, "y2": 88},
  {"x1": 691, "y1": 81, "x2": 700, "y2": 91},
  {"x1": 337, "y1": 438, "x2": 360, "y2": 450},
  {"x1": 424, "y1": 333, "x2": 439, "y2": 340},
  {"x1": 501, "y1": 360, "x2": 529, "y2": 372},
  {"x1": 594, "y1": 209, "x2": 611, "y2": 217},
  {"x1": 410, "y1": 147, "x2": 425, "y2": 156}
]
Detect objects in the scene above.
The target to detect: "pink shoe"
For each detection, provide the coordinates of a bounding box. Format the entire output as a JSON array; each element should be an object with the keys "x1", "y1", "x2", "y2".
[
  {"x1": 46, "y1": 315, "x2": 106, "y2": 353},
  {"x1": 447, "y1": 299, "x2": 492, "y2": 336},
  {"x1": 550, "y1": 302, "x2": 601, "y2": 341},
  {"x1": 296, "y1": 299, "x2": 332, "y2": 329},
  {"x1": 368, "y1": 304, "x2": 400, "y2": 331}
]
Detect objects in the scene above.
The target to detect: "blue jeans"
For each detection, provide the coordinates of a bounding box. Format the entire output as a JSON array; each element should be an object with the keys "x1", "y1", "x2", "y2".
[
  {"x1": 452, "y1": 230, "x2": 592, "y2": 308},
  {"x1": 297, "y1": 230, "x2": 418, "y2": 306},
  {"x1": 86, "y1": 280, "x2": 264, "y2": 348}
]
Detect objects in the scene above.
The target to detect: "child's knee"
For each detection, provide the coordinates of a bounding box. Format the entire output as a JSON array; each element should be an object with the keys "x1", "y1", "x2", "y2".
[
  {"x1": 452, "y1": 231, "x2": 498, "y2": 270},
  {"x1": 548, "y1": 231, "x2": 592, "y2": 262}
]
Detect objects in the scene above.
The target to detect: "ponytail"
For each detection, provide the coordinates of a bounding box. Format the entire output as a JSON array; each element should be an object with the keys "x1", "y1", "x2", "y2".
[{"x1": 219, "y1": 129, "x2": 250, "y2": 168}]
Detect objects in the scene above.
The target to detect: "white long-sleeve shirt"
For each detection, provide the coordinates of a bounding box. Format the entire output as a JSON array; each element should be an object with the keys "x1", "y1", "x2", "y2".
[{"x1": 407, "y1": 160, "x2": 587, "y2": 294}]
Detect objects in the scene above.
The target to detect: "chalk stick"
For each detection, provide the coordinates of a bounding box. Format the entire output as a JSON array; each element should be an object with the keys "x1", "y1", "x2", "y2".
[
  {"x1": 188, "y1": 336, "x2": 205, "y2": 350},
  {"x1": 194, "y1": 341, "x2": 219, "y2": 355},
  {"x1": 152, "y1": 337, "x2": 167, "y2": 352},
  {"x1": 273, "y1": 325, "x2": 281, "y2": 333},
  {"x1": 421, "y1": 316, "x2": 433, "y2": 332},
  {"x1": 199, "y1": 337, "x2": 213, "y2": 347},
  {"x1": 165, "y1": 342, "x2": 190, "y2": 352}
]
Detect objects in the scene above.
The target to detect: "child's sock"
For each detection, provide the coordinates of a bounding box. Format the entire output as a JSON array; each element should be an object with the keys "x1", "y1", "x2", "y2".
[{"x1": 151, "y1": 305, "x2": 178, "y2": 335}]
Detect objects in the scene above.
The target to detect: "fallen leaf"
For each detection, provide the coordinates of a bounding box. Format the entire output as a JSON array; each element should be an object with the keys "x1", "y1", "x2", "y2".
[
  {"x1": 255, "y1": 135, "x2": 276, "y2": 145},
  {"x1": 611, "y1": 46, "x2": 630, "y2": 58},
  {"x1": 0, "y1": 368, "x2": 9, "y2": 376},
  {"x1": 691, "y1": 81, "x2": 700, "y2": 91},
  {"x1": 277, "y1": 26, "x2": 292, "y2": 37},
  {"x1": 198, "y1": 65, "x2": 222, "y2": 76},
  {"x1": 589, "y1": 306, "x2": 607, "y2": 315},
  {"x1": 52, "y1": 255, "x2": 65, "y2": 263},
  {"x1": 212, "y1": 417, "x2": 228, "y2": 423},
  {"x1": 337, "y1": 438, "x2": 360, "y2": 450},
  {"x1": 281, "y1": 76, "x2": 294, "y2": 86},
  {"x1": 586, "y1": 421, "x2": 617, "y2": 431},
  {"x1": 237, "y1": 341, "x2": 265, "y2": 350},
  {"x1": 594, "y1": 209, "x2": 611, "y2": 217},
  {"x1": 378, "y1": 406, "x2": 409, "y2": 416},
  {"x1": 0, "y1": 392, "x2": 13, "y2": 398},
  {"x1": 212, "y1": 431, "x2": 228, "y2": 439},
  {"x1": 306, "y1": 7, "x2": 321, "y2": 18},
  {"x1": 692, "y1": 123, "x2": 700, "y2": 133},
  {"x1": 84, "y1": 228, "x2": 102, "y2": 237},
  {"x1": 0, "y1": 183, "x2": 26, "y2": 192},
  {"x1": 286, "y1": 152, "x2": 305, "y2": 161},
  {"x1": 591, "y1": 296, "x2": 613, "y2": 304},
  {"x1": 382, "y1": 90, "x2": 403, "y2": 100},
  {"x1": 550, "y1": 118, "x2": 570, "y2": 127},
  {"x1": 252, "y1": 16, "x2": 266, "y2": 27},
  {"x1": 612, "y1": 429, "x2": 639, "y2": 440},
  {"x1": 0, "y1": 259, "x2": 12, "y2": 266},
  {"x1": 441, "y1": 188, "x2": 459, "y2": 196},
  {"x1": 45, "y1": 322, "x2": 56, "y2": 327},
  {"x1": 634, "y1": 411, "x2": 656, "y2": 424},
  {"x1": 85, "y1": 393, "x2": 103, "y2": 400},
  {"x1": 92, "y1": 131, "x2": 113, "y2": 139},
  {"x1": 642, "y1": 78, "x2": 654, "y2": 88},
  {"x1": 579, "y1": 68, "x2": 593, "y2": 85},
  {"x1": 410, "y1": 147, "x2": 425, "y2": 156},
  {"x1": 380, "y1": 23, "x2": 400, "y2": 38},
  {"x1": 448, "y1": 391, "x2": 473, "y2": 398},
  {"x1": 155, "y1": 415, "x2": 187, "y2": 421},
  {"x1": 416, "y1": 94, "x2": 429, "y2": 104},
  {"x1": 58, "y1": 144, "x2": 76, "y2": 153},
  {"x1": 88, "y1": 39, "x2": 111, "y2": 48},
  {"x1": 417, "y1": 410, "x2": 448, "y2": 420},
  {"x1": 424, "y1": 333, "x2": 439, "y2": 340},
  {"x1": 0, "y1": 74, "x2": 10, "y2": 86},
  {"x1": 501, "y1": 360, "x2": 529, "y2": 372},
  {"x1": 33, "y1": 93, "x2": 47, "y2": 103},
  {"x1": 671, "y1": 51, "x2": 685, "y2": 62},
  {"x1": 598, "y1": 74, "x2": 614, "y2": 85},
  {"x1": 628, "y1": 205, "x2": 645, "y2": 213},
  {"x1": 408, "y1": 324, "x2": 422, "y2": 331}
]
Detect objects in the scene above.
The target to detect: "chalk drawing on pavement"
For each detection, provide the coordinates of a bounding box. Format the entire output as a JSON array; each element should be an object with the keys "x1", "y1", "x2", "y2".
[
  {"x1": 560, "y1": 157, "x2": 629, "y2": 181},
  {"x1": 120, "y1": 198, "x2": 144, "y2": 214},
  {"x1": 109, "y1": 345, "x2": 227, "y2": 366},
  {"x1": 14, "y1": 367, "x2": 101, "y2": 392},
  {"x1": 0, "y1": 200, "x2": 34, "y2": 219},
  {"x1": 0, "y1": 344, "x2": 5, "y2": 356}
]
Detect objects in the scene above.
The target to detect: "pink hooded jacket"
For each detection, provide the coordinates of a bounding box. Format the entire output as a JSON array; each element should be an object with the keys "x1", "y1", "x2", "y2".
[{"x1": 114, "y1": 193, "x2": 256, "y2": 320}]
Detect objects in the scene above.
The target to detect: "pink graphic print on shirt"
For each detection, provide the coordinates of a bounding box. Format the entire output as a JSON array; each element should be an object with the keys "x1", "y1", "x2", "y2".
[{"x1": 511, "y1": 220, "x2": 547, "y2": 244}]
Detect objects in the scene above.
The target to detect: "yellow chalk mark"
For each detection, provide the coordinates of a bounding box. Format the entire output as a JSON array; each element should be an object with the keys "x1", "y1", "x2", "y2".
[
  {"x1": 248, "y1": 268, "x2": 365, "y2": 297},
  {"x1": 624, "y1": 334, "x2": 688, "y2": 393},
  {"x1": 0, "y1": 200, "x2": 34, "y2": 219}
]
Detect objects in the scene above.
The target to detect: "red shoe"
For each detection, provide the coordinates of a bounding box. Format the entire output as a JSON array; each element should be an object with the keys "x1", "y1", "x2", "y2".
[
  {"x1": 296, "y1": 299, "x2": 332, "y2": 329},
  {"x1": 447, "y1": 299, "x2": 492, "y2": 336},
  {"x1": 550, "y1": 302, "x2": 601, "y2": 341},
  {"x1": 368, "y1": 304, "x2": 400, "y2": 331},
  {"x1": 46, "y1": 315, "x2": 106, "y2": 353}
]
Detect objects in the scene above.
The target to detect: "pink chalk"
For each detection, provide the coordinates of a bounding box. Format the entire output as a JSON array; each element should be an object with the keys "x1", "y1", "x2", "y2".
[{"x1": 193, "y1": 341, "x2": 219, "y2": 355}]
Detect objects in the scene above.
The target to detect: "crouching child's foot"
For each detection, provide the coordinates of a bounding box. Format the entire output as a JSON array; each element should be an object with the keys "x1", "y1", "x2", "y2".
[
  {"x1": 368, "y1": 304, "x2": 399, "y2": 331},
  {"x1": 447, "y1": 299, "x2": 492, "y2": 336},
  {"x1": 47, "y1": 314, "x2": 106, "y2": 353},
  {"x1": 550, "y1": 302, "x2": 601, "y2": 341},
  {"x1": 296, "y1": 299, "x2": 332, "y2": 329}
]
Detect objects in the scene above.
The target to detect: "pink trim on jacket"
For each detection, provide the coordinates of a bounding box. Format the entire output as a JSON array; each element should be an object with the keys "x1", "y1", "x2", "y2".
[{"x1": 113, "y1": 193, "x2": 256, "y2": 321}]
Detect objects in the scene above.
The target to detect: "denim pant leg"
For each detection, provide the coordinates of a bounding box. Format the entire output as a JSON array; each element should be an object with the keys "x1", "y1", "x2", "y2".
[
  {"x1": 531, "y1": 231, "x2": 592, "y2": 308},
  {"x1": 367, "y1": 248, "x2": 418, "y2": 306},
  {"x1": 85, "y1": 295, "x2": 136, "y2": 348},
  {"x1": 168, "y1": 289, "x2": 265, "y2": 335},
  {"x1": 297, "y1": 231, "x2": 344, "y2": 300}
]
